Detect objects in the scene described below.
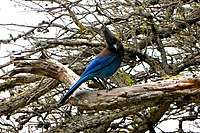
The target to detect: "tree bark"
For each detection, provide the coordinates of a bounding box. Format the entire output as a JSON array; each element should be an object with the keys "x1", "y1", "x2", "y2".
[{"x1": 1, "y1": 56, "x2": 200, "y2": 117}]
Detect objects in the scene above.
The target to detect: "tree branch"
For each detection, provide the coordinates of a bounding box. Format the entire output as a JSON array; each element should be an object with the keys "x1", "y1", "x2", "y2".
[
  {"x1": 3, "y1": 56, "x2": 200, "y2": 112},
  {"x1": 0, "y1": 79, "x2": 60, "y2": 116}
]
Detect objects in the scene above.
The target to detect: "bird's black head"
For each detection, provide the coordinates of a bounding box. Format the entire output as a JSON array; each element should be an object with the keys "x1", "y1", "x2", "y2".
[{"x1": 102, "y1": 26, "x2": 124, "y2": 54}]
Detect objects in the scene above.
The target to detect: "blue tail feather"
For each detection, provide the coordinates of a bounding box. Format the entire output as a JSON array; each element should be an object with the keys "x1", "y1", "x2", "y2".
[{"x1": 59, "y1": 77, "x2": 86, "y2": 104}]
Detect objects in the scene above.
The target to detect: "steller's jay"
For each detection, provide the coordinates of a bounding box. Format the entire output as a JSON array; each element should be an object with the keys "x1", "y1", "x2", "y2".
[{"x1": 59, "y1": 26, "x2": 124, "y2": 104}]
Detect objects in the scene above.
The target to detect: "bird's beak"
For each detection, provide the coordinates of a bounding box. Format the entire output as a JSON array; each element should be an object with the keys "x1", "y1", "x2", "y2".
[{"x1": 102, "y1": 26, "x2": 117, "y2": 47}]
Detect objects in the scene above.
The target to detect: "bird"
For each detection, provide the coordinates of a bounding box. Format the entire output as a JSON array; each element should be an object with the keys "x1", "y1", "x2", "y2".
[{"x1": 59, "y1": 26, "x2": 124, "y2": 104}]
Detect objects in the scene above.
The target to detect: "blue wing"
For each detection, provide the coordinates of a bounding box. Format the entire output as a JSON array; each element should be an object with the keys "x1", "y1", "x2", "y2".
[{"x1": 81, "y1": 54, "x2": 116, "y2": 77}]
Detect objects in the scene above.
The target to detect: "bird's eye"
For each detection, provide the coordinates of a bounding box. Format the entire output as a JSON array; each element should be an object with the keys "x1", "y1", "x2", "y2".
[{"x1": 107, "y1": 38, "x2": 117, "y2": 46}]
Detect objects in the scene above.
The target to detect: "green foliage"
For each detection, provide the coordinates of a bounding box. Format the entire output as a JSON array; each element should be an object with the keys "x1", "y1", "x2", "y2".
[
  {"x1": 119, "y1": 70, "x2": 135, "y2": 86},
  {"x1": 161, "y1": 74, "x2": 183, "y2": 80},
  {"x1": 33, "y1": 40, "x2": 48, "y2": 47}
]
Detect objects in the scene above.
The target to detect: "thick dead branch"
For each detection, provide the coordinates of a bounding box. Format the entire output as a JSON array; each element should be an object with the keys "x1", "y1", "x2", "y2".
[
  {"x1": 4, "y1": 57, "x2": 200, "y2": 112},
  {"x1": 67, "y1": 76, "x2": 200, "y2": 110},
  {"x1": 0, "y1": 75, "x2": 42, "y2": 91},
  {"x1": 7, "y1": 57, "x2": 82, "y2": 88},
  {"x1": 0, "y1": 79, "x2": 60, "y2": 116}
]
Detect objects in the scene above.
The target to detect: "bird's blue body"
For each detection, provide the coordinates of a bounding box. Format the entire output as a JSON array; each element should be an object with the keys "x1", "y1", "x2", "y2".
[{"x1": 59, "y1": 26, "x2": 124, "y2": 104}]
